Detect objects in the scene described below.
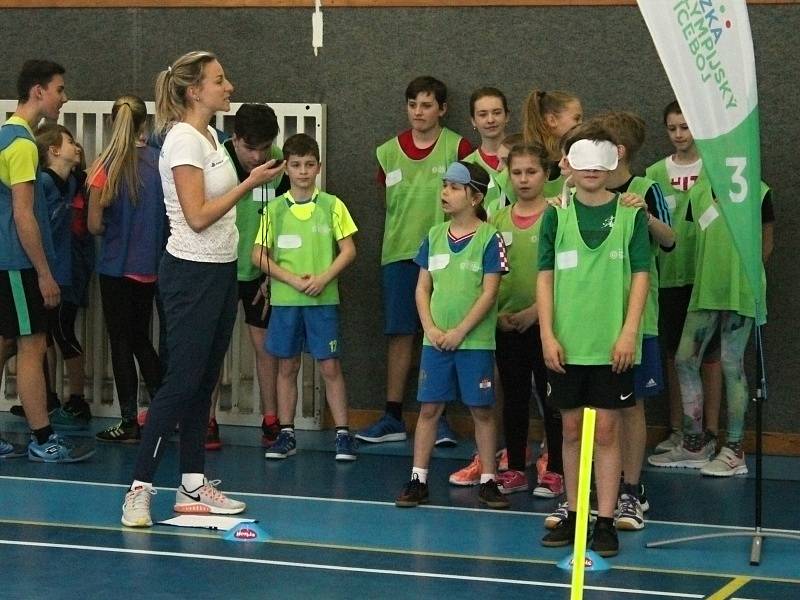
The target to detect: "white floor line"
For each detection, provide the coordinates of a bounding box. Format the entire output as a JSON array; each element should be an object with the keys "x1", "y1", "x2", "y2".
[
  {"x1": 1, "y1": 475, "x2": 798, "y2": 535},
  {"x1": 0, "y1": 539, "x2": 703, "y2": 598}
]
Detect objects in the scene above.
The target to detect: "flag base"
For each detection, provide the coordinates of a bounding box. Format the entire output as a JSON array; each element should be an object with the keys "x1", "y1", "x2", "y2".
[
  {"x1": 223, "y1": 522, "x2": 270, "y2": 543},
  {"x1": 557, "y1": 550, "x2": 610, "y2": 572}
]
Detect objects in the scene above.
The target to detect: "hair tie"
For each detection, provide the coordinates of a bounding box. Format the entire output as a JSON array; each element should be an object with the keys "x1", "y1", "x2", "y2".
[{"x1": 167, "y1": 66, "x2": 173, "y2": 74}]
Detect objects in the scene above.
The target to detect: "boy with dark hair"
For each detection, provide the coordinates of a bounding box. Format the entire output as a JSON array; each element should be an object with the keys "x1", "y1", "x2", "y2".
[
  {"x1": 0, "y1": 59, "x2": 93, "y2": 462},
  {"x1": 204, "y1": 103, "x2": 286, "y2": 449},
  {"x1": 358, "y1": 76, "x2": 472, "y2": 446},
  {"x1": 252, "y1": 133, "x2": 358, "y2": 461},
  {"x1": 537, "y1": 125, "x2": 650, "y2": 557}
]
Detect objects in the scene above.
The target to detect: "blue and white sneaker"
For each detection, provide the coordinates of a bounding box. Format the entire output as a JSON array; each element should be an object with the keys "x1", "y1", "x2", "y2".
[
  {"x1": 355, "y1": 413, "x2": 407, "y2": 443},
  {"x1": 264, "y1": 430, "x2": 297, "y2": 459},
  {"x1": 1, "y1": 437, "x2": 25, "y2": 459},
  {"x1": 335, "y1": 431, "x2": 357, "y2": 461},
  {"x1": 434, "y1": 416, "x2": 458, "y2": 447},
  {"x1": 28, "y1": 433, "x2": 95, "y2": 463}
]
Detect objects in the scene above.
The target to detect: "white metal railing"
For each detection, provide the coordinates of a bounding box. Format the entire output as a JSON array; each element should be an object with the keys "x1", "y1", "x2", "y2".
[{"x1": 0, "y1": 100, "x2": 326, "y2": 429}]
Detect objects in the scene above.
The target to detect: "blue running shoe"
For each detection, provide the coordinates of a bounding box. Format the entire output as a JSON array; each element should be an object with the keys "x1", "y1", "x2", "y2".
[
  {"x1": 28, "y1": 433, "x2": 95, "y2": 463},
  {"x1": 335, "y1": 431, "x2": 357, "y2": 461},
  {"x1": 355, "y1": 413, "x2": 407, "y2": 443},
  {"x1": 49, "y1": 407, "x2": 89, "y2": 431},
  {"x1": 435, "y1": 416, "x2": 458, "y2": 447},
  {"x1": 264, "y1": 430, "x2": 297, "y2": 459},
  {"x1": 1, "y1": 438, "x2": 25, "y2": 459}
]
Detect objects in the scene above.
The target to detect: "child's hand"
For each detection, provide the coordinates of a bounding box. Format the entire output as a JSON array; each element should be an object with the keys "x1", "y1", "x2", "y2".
[
  {"x1": 424, "y1": 326, "x2": 446, "y2": 350},
  {"x1": 542, "y1": 335, "x2": 566, "y2": 374},
  {"x1": 439, "y1": 328, "x2": 465, "y2": 352},
  {"x1": 611, "y1": 330, "x2": 637, "y2": 373},
  {"x1": 509, "y1": 306, "x2": 538, "y2": 333},
  {"x1": 292, "y1": 274, "x2": 310, "y2": 292},
  {"x1": 247, "y1": 158, "x2": 285, "y2": 188},
  {"x1": 497, "y1": 313, "x2": 515, "y2": 332},
  {"x1": 252, "y1": 279, "x2": 270, "y2": 320},
  {"x1": 302, "y1": 274, "x2": 328, "y2": 297},
  {"x1": 619, "y1": 192, "x2": 645, "y2": 210}
]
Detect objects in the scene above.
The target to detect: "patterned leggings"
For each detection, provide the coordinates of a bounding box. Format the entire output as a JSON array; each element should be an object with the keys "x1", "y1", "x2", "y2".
[{"x1": 675, "y1": 310, "x2": 753, "y2": 443}]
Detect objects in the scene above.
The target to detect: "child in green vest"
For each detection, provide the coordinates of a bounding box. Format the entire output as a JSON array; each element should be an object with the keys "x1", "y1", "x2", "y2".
[
  {"x1": 395, "y1": 161, "x2": 510, "y2": 510},
  {"x1": 649, "y1": 176, "x2": 774, "y2": 476},
  {"x1": 522, "y1": 89, "x2": 583, "y2": 198},
  {"x1": 591, "y1": 111, "x2": 675, "y2": 532},
  {"x1": 252, "y1": 133, "x2": 358, "y2": 461},
  {"x1": 645, "y1": 101, "x2": 722, "y2": 457},
  {"x1": 358, "y1": 76, "x2": 471, "y2": 448},
  {"x1": 538, "y1": 123, "x2": 651, "y2": 557},
  {"x1": 463, "y1": 87, "x2": 511, "y2": 218}
]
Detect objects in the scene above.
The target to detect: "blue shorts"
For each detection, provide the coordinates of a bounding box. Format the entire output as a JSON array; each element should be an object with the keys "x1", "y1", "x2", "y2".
[
  {"x1": 634, "y1": 335, "x2": 664, "y2": 398},
  {"x1": 382, "y1": 260, "x2": 420, "y2": 335},
  {"x1": 265, "y1": 305, "x2": 340, "y2": 360},
  {"x1": 417, "y1": 345, "x2": 495, "y2": 407}
]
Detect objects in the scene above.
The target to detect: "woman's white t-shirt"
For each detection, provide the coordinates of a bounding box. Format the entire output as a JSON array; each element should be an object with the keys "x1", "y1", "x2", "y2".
[{"x1": 160, "y1": 123, "x2": 239, "y2": 263}]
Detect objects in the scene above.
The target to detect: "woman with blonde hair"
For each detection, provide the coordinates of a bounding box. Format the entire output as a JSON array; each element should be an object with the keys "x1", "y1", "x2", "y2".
[
  {"x1": 87, "y1": 95, "x2": 164, "y2": 443},
  {"x1": 121, "y1": 51, "x2": 284, "y2": 527}
]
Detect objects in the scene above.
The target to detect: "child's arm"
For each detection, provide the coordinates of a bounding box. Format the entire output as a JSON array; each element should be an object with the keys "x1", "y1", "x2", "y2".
[
  {"x1": 415, "y1": 268, "x2": 444, "y2": 350},
  {"x1": 439, "y1": 273, "x2": 501, "y2": 351},
  {"x1": 508, "y1": 300, "x2": 538, "y2": 333},
  {"x1": 87, "y1": 187, "x2": 105, "y2": 235},
  {"x1": 251, "y1": 244, "x2": 308, "y2": 292},
  {"x1": 537, "y1": 270, "x2": 565, "y2": 373},
  {"x1": 303, "y1": 235, "x2": 356, "y2": 297},
  {"x1": 611, "y1": 271, "x2": 649, "y2": 373},
  {"x1": 619, "y1": 192, "x2": 675, "y2": 249}
]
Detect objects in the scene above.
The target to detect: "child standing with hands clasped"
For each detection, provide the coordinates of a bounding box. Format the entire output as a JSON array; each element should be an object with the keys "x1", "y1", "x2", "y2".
[
  {"x1": 395, "y1": 161, "x2": 510, "y2": 510},
  {"x1": 252, "y1": 133, "x2": 358, "y2": 461},
  {"x1": 537, "y1": 124, "x2": 650, "y2": 557}
]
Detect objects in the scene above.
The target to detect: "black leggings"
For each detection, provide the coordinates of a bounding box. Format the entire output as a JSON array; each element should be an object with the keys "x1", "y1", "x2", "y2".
[
  {"x1": 46, "y1": 301, "x2": 82, "y2": 359},
  {"x1": 99, "y1": 275, "x2": 161, "y2": 422},
  {"x1": 495, "y1": 325, "x2": 562, "y2": 474}
]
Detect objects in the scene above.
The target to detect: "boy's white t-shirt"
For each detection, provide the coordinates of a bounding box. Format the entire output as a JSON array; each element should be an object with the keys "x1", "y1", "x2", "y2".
[
  {"x1": 160, "y1": 123, "x2": 239, "y2": 263},
  {"x1": 665, "y1": 155, "x2": 702, "y2": 193}
]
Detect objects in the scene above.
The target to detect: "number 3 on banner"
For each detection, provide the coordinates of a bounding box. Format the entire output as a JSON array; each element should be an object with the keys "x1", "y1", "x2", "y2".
[{"x1": 726, "y1": 157, "x2": 748, "y2": 203}]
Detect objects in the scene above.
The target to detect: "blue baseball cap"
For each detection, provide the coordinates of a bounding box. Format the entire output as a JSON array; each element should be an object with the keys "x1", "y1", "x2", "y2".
[{"x1": 443, "y1": 162, "x2": 488, "y2": 193}]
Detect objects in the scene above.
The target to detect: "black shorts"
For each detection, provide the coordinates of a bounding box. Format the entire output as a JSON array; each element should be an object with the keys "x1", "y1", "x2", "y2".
[
  {"x1": 238, "y1": 277, "x2": 271, "y2": 328},
  {"x1": 659, "y1": 285, "x2": 720, "y2": 361},
  {"x1": 547, "y1": 365, "x2": 635, "y2": 410},
  {"x1": 0, "y1": 269, "x2": 47, "y2": 339}
]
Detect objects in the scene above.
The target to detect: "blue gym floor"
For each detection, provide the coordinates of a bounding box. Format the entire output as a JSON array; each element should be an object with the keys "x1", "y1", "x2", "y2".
[{"x1": 1, "y1": 413, "x2": 798, "y2": 599}]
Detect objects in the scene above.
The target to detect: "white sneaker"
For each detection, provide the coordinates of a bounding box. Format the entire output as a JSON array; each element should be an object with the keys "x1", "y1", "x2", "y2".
[
  {"x1": 647, "y1": 441, "x2": 714, "y2": 468},
  {"x1": 174, "y1": 479, "x2": 246, "y2": 514},
  {"x1": 615, "y1": 493, "x2": 645, "y2": 531},
  {"x1": 544, "y1": 500, "x2": 568, "y2": 530},
  {"x1": 701, "y1": 446, "x2": 748, "y2": 477},
  {"x1": 122, "y1": 486, "x2": 156, "y2": 527},
  {"x1": 654, "y1": 430, "x2": 683, "y2": 454}
]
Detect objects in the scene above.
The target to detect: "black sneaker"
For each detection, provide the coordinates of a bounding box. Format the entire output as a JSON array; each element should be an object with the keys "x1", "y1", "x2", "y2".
[
  {"x1": 541, "y1": 519, "x2": 575, "y2": 547},
  {"x1": 9, "y1": 405, "x2": 25, "y2": 418},
  {"x1": 478, "y1": 479, "x2": 510, "y2": 509},
  {"x1": 65, "y1": 397, "x2": 92, "y2": 421},
  {"x1": 96, "y1": 421, "x2": 140, "y2": 443},
  {"x1": 590, "y1": 519, "x2": 619, "y2": 557},
  {"x1": 395, "y1": 475, "x2": 429, "y2": 507}
]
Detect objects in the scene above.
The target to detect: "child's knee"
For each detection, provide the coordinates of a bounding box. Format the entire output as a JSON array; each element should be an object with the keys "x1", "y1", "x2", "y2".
[
  {"x1": 469, "y1": 405, "x2": 494, "y2": 424},
  {"x1": 594, "y1": 412, "x2": 620, "y2": 447},
  {"x1": 419, "y1": 403, "x2": 444, "y2": 420},
  {"x1": 318, "y1": 358, "x2": 341, "y2": 380},
  {"x1": 561, "y1": 411, "x2": 582, "y2": 442},
  {"x1": 278, "y1": 356, "x2": 302, "y2": 377}
]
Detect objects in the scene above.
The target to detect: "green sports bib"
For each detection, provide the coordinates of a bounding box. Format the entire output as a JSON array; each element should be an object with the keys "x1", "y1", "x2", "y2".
[
  {"x1": 553, "y1": 199, "x2": 642, "y2": 364},
  {"x1": 426, "y1": 221, "x2": 499, "y2": 350},
  {"x1": 490, "y1": 205, "x2": 542, "y2": 315},
  {"x1": 625, "y1": 176, "x2": 660, "y2": 337},
  {"x1": 377, "y1": 128, "x2": 463, "y2": 265}
]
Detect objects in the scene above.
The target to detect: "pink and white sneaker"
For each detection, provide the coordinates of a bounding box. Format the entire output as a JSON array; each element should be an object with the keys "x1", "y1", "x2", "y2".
[
  {"x1": 174, "y1": 479, "x2": 246, "y2": 514},
  {"x1": 533, "y1": 471, "x2": 564, "y2": 498},
  {"x1": 497, "y1": 447, "x2": 534, "y2": 472},
  {"x1": 497, "y1": 469, "x2": 529, "y2": 494}
]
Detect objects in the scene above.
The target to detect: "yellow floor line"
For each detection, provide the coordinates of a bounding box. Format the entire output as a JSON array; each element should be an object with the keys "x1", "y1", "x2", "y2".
[{"x1": 705, "y1": 576, "x2": 751, "y2": 599}]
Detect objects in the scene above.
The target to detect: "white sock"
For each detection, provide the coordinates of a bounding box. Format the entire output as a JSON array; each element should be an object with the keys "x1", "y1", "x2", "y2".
[
  {"x1": 480, "y1": 473, "x2": 496, "y2": 484},
  {"x1": 411, "y1": 467, "x2": 428, "y2": 484},
  {"x1": 130, "y1": 480, "x2": 152, "y2": 491},
  {"x1": 181, "y1": 473, "x2": 205, "y2": 490}
]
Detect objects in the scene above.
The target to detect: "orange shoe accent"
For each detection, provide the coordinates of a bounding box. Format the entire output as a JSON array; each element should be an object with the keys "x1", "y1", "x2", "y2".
[
  {"x1": 449, "y1": 454, "x2": 482, "y2": 486},
  {"x1": 174, "y1": 503, "x2": 211, "y2": 514}
]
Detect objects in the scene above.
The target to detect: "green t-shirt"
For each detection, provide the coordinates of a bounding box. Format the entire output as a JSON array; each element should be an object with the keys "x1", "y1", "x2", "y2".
[
  {"x1": 463, "y1": 149, "x2": 507, "y2": 219},
  {"x1": 256, "y1": 188, "x2": 357, "y2": 306},
  {"x1": 376, "y1": 127, "x2": 463, "y2": 265},
  {"x1": 538, "y1": 195, "x2": 651, "y2": 273}
]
